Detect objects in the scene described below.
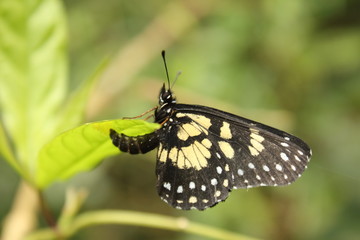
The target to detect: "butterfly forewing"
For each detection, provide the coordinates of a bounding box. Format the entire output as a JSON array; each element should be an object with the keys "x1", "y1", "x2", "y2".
[
  {"x1": 156, "y1": 120, "x2": 234, "y2": 210},
  {"x1": 155, "y1": 104, "x2": 311, "y2": 210},
  {"x1": 110, "y1": 58, "x2": 312, "y2": 210}
]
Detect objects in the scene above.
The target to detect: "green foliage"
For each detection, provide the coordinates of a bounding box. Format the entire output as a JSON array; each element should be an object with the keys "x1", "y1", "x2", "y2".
[
  {"x1": 0, "y1": 122, "x2": 24, "y2": 176},
  {"x1": 36, "y1": 119, "x2": 159, "y2": 188},
  {"x1": 0, "y1": 0, "x2": 115, "y2": 188},
  {"x1": 0, "y1": 0, "x2": 67, "y2": 179}
]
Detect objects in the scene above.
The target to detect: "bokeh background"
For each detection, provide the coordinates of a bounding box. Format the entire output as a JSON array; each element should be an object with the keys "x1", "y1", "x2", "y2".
[{"x1": 1, "y1": 0, "x2": 360, "y2": 239}]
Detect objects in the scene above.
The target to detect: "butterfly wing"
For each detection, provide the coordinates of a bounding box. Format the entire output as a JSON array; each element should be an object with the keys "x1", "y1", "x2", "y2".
[{"x1": 155, "y1": 104, "x2": 311, "y2": 210}]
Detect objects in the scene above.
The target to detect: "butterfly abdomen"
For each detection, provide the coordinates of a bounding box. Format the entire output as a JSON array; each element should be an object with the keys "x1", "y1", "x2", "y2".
[{"x1": 110, "y1": 129, "x2": 159, "y2": 154}]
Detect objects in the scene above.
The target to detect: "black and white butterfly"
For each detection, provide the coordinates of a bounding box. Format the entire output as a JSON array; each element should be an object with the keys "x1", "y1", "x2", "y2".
[{"x1": 110, "y1": 51, "x2": 312, "y2": 210}]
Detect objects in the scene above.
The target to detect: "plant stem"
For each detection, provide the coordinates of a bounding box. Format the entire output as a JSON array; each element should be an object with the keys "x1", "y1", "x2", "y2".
[
  {"x1": 38, "y1": 191, "x2": 69, "y2": 240},
  {"x1": 38, "y1": 191, "x2": 57, "y2": 229},
  {"x1": 1, "y1": 181, "x2": 38, "y2": 240},
  {"x1": 37, "y1": 191, "x2": 67, "y2": 240},
  {"x1": 25, "y1": 210, "x2": 261, "y2": 240}
]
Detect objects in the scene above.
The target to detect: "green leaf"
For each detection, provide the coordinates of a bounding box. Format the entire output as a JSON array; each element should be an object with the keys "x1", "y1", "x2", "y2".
[
  {"x1": 36, "y1": 119, "x2": 160, "y2": 189},
  {"x1": 0, "y1": 121, "x2": 29, "y2": 179},
  {"x1": 0, "y1": 0, "x2": 67, "y2": 178}
]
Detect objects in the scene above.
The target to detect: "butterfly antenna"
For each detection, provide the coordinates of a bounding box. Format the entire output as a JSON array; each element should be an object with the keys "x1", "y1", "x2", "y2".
[
  {"x1": 171, "y1": 71, "x2": 182, "y2": 89},
  {"x1": 161, "y1": 50, "x2": 171, "y2": 90}
]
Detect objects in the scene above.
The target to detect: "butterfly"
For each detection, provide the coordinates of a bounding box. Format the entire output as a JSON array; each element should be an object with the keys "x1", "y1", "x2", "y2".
[{"x1": 110, "y1": 51, "x2": 312, "y2": 210}]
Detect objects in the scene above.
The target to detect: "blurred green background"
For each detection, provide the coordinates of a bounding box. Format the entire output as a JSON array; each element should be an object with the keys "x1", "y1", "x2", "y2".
[{"x1": 1, "y1": 0, "x2": 360, "y2": 239}]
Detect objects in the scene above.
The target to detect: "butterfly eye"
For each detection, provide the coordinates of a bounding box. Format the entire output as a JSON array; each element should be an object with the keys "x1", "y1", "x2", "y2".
[
  {"x1": 159, "y1": 89, "x2": 175, "y2": 105},
  {"x1": 162, "y1": 91, "x2": 171, "y2": 100}
]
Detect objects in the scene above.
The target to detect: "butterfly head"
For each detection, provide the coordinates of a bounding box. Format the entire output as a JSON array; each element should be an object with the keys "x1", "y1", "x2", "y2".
[
  {"x1": 159, "y1": 83, "x2": 176, "y2": 106},
  {"x1": 154, "y1": 84, "x2": 176, "y2": 123}
]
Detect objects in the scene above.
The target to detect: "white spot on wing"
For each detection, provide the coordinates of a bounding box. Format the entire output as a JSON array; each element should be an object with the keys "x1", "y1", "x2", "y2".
[
  {"x1": 189, "y1": 196, "x2": 197, "y2": 203},
  {"x1": 223, "y1": 179, "x2": 229, "y2": 187},
  {"x1": 177, "y1": 185, "x2": 183, "y2": 193},
  {"x1": 248, "y1": 162, "x2": 255, "y2": 169},
  {"x1": 248, "y1": 145, "x2": 259, "y2": 156},
  {"x1": 250, "y1": 130, "x2": 265, "y2": 142},
  {"x1": 177, "y1": 123, "x2": 202, "y2": 141},
  {"x1": 177, "y1": 142, "x2": 209, "y2": 170},
  {"x1": 177, "y1": 127, "x2": 189, "y2": 141},
  {"x1": 189, "y1": 181, "x2": 195, "y2": 189},
  {"x1": 211, "y1": 178, "x2": 218, "y2": 186},
  {"x1": 220, "y1": 122, "x2": 232, "y2": 139},
  {"x1": 218, "y1": 141, "x2": 235, "y2": 159},
  {"x1": 177, "y1": 113, "x2": 212, "y2": 131},
  {"x1": 276, "y1": 164, "x2": 283, "y2": 171},
  {"x1": 194, "y1": 141, "x2": 211, "y2": 159},
  {"x1": 250, "y1": 139, "x2": 265, "y2": 153},
  {"x1": 159, "y1": 148, "x2": 168, "y2": 163},
  {"x1": 201, "y1": 139, "x2": 212, "y2": 148},
  {"x1": 168, "y1": 147, "x2": 178, "y2": 162},
  {"x1": 280, "y1": 152, "x2": 289, "y2": 161},
  {"x1": 163, "y1": 182, "x2": 171, "y2": 191}
]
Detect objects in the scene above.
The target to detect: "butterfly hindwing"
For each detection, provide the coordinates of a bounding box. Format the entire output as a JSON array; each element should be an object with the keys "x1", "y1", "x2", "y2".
[{"x1": 155, "y1": 104, "x2": 311, "y2": 210}]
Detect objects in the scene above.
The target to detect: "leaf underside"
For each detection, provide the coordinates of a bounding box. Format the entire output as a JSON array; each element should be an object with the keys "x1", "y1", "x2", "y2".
[{"x1": 36, "y1": 119, "x2": 160, "y2": 189}]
